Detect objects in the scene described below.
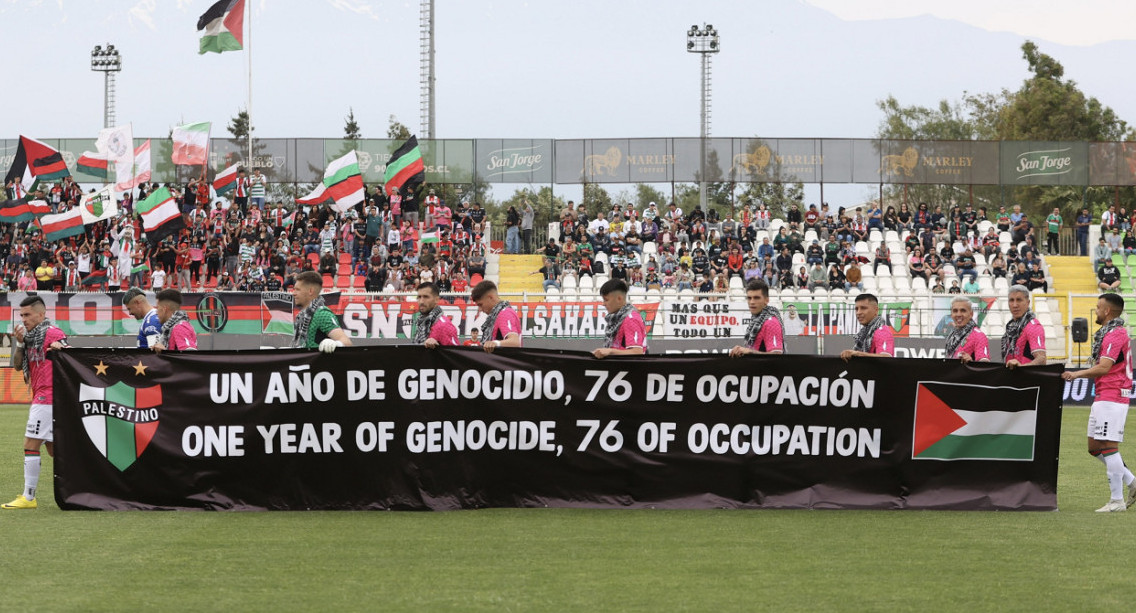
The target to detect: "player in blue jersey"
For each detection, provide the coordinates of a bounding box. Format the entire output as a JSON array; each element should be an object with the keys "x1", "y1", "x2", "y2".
[{"x1": 123, "y1": 288, "x2": 162, "y2": 348}]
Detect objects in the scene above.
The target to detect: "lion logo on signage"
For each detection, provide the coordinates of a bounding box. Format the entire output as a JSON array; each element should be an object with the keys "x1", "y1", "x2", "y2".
[
  {"x1": 583, "y1": 147, "x2": 622, "y2": 177},
  {"x1": 880, "y1": 146, "x2": 918, "y2": 177},
  {"x1": 730, "y1": 145, "x2": 772, "y2": 176}
]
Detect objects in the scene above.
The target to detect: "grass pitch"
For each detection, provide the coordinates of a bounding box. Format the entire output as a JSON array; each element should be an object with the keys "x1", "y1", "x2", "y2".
[{"x1": 0, "y1": 403, "x2": 1133, "y2": 612}]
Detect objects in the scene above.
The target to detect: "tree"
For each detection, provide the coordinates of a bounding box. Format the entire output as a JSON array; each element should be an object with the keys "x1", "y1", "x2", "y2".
[
  {"x1": 344, "y1": 108, "x2": 362, "y2": 140},
  {"x1": 387, "y1": 115, "x2": 412, "y2": 140},
  {"x1": 633, "y1": 184, "x2": 667, "y2": 210},
  {"x1": 227, "y1": 109, "x2": 252, "y2": 154},
  {"x1": 581, "y1": 183, "x2": 612, "y2": 216}
]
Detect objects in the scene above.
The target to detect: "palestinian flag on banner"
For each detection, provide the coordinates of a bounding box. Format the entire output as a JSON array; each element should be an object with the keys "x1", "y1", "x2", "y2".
[
  {"x1": 420, "y1": 230, "x2": 439, "y2": 244},
  {"x1": 197, "y1": 0, "x2": 245, "y2": 54},
  {"x1": 82, "y1": 269, "x2": 108, "y2": 286},
  {"x1": 912, "y1": 381, "x2": 1039, "y2": 461},
  {"x1": 282, "y1": 212, "x2": 295, "y2": 228},
  {"x1": 77, "y1": 151, "x2": 110, "y2": 179},
  {"x1": 383, "y1": 136, "x2": 425, "y2": 197},
  {"x1": 0, "y1": 198, "x2": 50, "y2": 223},
  {"x1": 78, "y1": 382, "x2": 161, "y2": 472},
  {"x1": 261, "y1": 294, "x2": 295, "y2": 334},
  {"x1": 212, "y1": 163, "x2": 240, "y2": 196},
  {"x1": 171, "y1": 122, "x2": 211, "y2": 165},
  {"x1": 80, "y1": 186, "x2": 118, "y2": 224},
  {"x1": 136, "y1": 185, "x2": 186, "y2": 243},
  {"x1": 41, "y1": 207, "x2": 86, "y2": 242},
  {"x1": 131, "y1": 262, "x2": 151, "y2": 275},
  {"x1": 5, "y1": 135, "x2": 70, "y2": 192}
]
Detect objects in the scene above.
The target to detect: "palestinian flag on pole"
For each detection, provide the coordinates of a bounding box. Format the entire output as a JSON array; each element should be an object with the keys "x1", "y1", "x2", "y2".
[
  {"x1": 136, "y1": 185, "x2": 186, "y2": 244},
  {"x1": 80, "y1": 186, "x2": 118, "y2": 224},
  {"x1": 171, "y1": 122, "x2": 211, "y2": 165},
  {"x1": 131, "y1": 262, "x2": 151, "y2": 275},
  {"x1": 282, "y1": 212, "x2": 296, "y2": 228},
  {"x1": 79, "y1": 382, "x2": 161, "y2": 472},
  {"x1": 77, "y1": 152, "x2": 110, "y2": 179},
  {"x1": 0, "y1": 198, "x2": 50, "y2": 223},
  {"x1": 41, "y1": 207, "x2": 86, "y2": 242},
  {"x1": 82, "y1": 269, "x2": 108, "y2": 286},
  {"x1": 296, "y1": 182, "x2": 332, "y2": 206},
  {"x1": 420, "y1": 230, "x2": 439, "y2": 244},
  {"x1": 5, "y1": 136, "x2": 70, "y2": 193},
  {"x1": 912, "y1": 382, "x2": 1039, "y2": 461},
  {"x1": 119, "y1": 140, "x2": 152, "y2": 191},
  {"x1": 197, "y1": 0, "x2": 245, "y2": 55},
  {"x1": 383, "y1": 136, "x2": 425, "y2": 197},
  {"x1": 212, "y1": 163, "x2": 240, "y2": 196}
]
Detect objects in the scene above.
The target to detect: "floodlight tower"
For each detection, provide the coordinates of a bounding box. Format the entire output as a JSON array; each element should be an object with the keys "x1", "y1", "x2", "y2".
[
  {"x1": 686, "y1": 24, "x2": 719, "y2": 212},
  {"x1": 420, "y1": 0, "x2": 435, "y2": 139},
  {"x1": 90, "y1": 44, "x2": 122, "y2": 129}
]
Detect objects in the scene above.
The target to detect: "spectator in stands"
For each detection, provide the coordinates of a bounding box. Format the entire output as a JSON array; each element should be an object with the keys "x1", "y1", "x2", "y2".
[
  {"x1": 989, "y1": 253, "x2": 1007, "y2": 278},
  {"x1": 845, "y1": 260, "x2": 864, "y2": 291},
  {"x1": 754, "y1": 203, "x2": 771, "y2": 230},
  {"x1": 1106, "y1": 228, "x2": 1122, "y2": 255},
  {"x1": 727, "y1": 247, "x2": 745, "y2": 278},
  {"x1": 318, "y1": 251, "x2": 336, "y2": 275},
  {"x1": 795, "y1": 266, "x2": 809, "y2": 289},
  {"x1": 757, "y1": 237, "x2": 774, "y2": 262},
  {"x1": 995, "y1": 205, "x2": 1012, "y2": 232},
  {"x1": 805, "y1": 240, "x2": 824, "y2": 265},
  {"x1": 1012, "y1": 214, "x2": 1034, "y2": 245},
  {"x1": 1074, "y1": 207, "x2": 1092, "y2": 256},
  {"x1": 962, "y1": 276, "x2": 980, "y2": 294},
  {"x1": 676, "y1": 263, "x2": 694, "y2": 291},
  {"x1": 1124, "y1": 231, "x2": 1136, "y2": 256},
  {"x1": 956, "y1": 247, "x2": 978, "y2": 283},
  {"x1": 896, "y1": 203, "x2": 912, "y2": 230},
  {"x1": 908, "y1": 248, "x2": 927, "y2": 282},
  {"x1": 803, "y1": 204, "x2": 823, "y2": 233},
  {"x1": 807, "y1": 263, "x2": 827, "y2": 292},
  {"x1": 827, "y1": 263, "x2": 846, "y2": 292},
  {"x1": 533, "y1": 258, "x2": 561, "y2": 291},
  {"x1": 873, "y1": 242, "x2": 891, "y2": 274},
  {"x1": 931, "y1": 279, "x2": 946, "y2": 293},
  {"x1": 1100, "y1": 204, "x2": 1118, "y2": 233},
  {"x1": 1044, "y1": 207, "x2": 1063, "y2": 255},
  {"x1": 948, "y1": 280, "x2": 962, "y2": 294},
  {"x1": 1097, "y1": 256, "x2": 1121, "y2": 291},
  {"x1": 1094, "y1": 237, "x2": 1112, "y2": 270}
]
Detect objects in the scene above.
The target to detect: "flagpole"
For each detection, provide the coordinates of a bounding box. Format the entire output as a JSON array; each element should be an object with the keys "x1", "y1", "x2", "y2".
[{"x1": 247, "y1": 0, "x2": 253, "y2": 174}]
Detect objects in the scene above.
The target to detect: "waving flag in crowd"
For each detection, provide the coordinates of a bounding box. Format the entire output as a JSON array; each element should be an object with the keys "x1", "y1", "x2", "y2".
[
  {"x1": 40, "y1": 207, "x2": 85, "y2": 242},
  {"x1": 80, "y1": 186, "x2": 118, "y2": 225},
  {"x1": 0, "y1": 198, "x2": 50, "y2": 223},
  {"x1": 4, "y1": 135, "x2": 70, "y2": 194},
  {"x1": 96, "y1": 124, "x2": 135, "y2": 191},
  {"x1": 119, "y1": 139, "x2": 152, "y2": 190},
  {"x1": 172, "y1": 122, "x2": 211, "y2": 165},
  {"x1": 136, "y1": 185, "x2": 185, "y2": 243},
  {"x1": 77, "y1": 151, "x2": 110, "y2": 179},
  {"x1": 383, "y1": 136, "x2": 425, "y2": 197},
  {"x1": 213, "y1": 163, "x2": 240, "y2": 196},
  {"x1": 197, "y1": 0, "x2": 245, "y2": 55},
  {"x1": 298, "y1": 150, "x2": 364, "y2": 213}
]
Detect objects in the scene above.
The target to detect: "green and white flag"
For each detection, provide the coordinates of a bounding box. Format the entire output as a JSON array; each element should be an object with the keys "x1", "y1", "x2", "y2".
[
  {"x1": 912, "y1": 382, "x2": 1038, "y2": 461},
  {"x1": 80, "y1": 186, "x2": 118, "y2": 224}
]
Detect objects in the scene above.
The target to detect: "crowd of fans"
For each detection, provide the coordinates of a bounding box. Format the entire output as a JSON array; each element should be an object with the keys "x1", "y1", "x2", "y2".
[{"x1": 1, "y1": 177, "x2": 493, "y2": 295}]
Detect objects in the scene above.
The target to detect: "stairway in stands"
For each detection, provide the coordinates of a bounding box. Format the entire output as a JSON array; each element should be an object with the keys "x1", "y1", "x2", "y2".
[
  {"x1": 1046, "y1": 256, "x2": 1099, "y2": 352},
  {"x1": 495, "y1": 254, "x2": 546, "y2": 299}
]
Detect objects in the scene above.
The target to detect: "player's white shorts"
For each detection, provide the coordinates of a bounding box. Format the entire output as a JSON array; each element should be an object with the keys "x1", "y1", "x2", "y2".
[
  {"x1": 1087, "y1": 400, "x2": 1128, "y2": 442},
  {"x1": 25, "y1": 403, "x2": 52, "y2": 442}
]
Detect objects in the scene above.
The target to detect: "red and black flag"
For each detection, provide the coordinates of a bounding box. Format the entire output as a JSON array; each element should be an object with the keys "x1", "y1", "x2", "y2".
[
  {"x1": 383, "y1": 136, "x2": 425, "y2": 196},
  {"x1": 5, "y1": 136, "x2": 71, "y2": 192}
]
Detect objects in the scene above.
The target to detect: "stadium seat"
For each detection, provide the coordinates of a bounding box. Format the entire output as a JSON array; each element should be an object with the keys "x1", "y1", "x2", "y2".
[
  {"x1": 352, "y1": 276, "x2": 366, "y2": 289},
  {"x1": 862, "y1": 277, "x2": 878, "y2": 291},
  {"x1": 769, "y1": 219, "x2": 784, "y2": 233},
  {"x1": 596, "y1": 252, "x2": 609, "y2": 265},
  {"x1": 338, "y1": 252, "x2": 351, "y2": 265},
  {"x1": 337, "y1": 264, "x2": 351, "y2": 276},
  {"x1": 978, "y1": 277, "x2": 994, "y2": 292},
  {"x1": 876, "y1": 276, "x2": 894, "y2": 291},
  {"x1": 643, "y1": 241, "x2": 657, "y2": 256},
  {"x1": 804, "y1": 230, "x2": 819, "y2": 243},
  {"x1": 578, "y1": 276, "x2": 594, "y2": 290},
  {"x1": 728, "y1": 276, "x2": 744, "y2": 290},
  {"x1": 855, "y1": 242, "x2": 870, "y2": 257},
  {"x1": 977, "y1": 220, "x2": 993, "y2": 233},
  {"x1": 892, "y1": 276, "x2": 911, "y2": 291},
  {"x1": 911, "y1": 276, "x2": 928, "y2": 291},
  {"x1": 993, "y1": 277, "x2": 1009, "y2": 291},
  {"x1": 562, "y1": 275, "x2": 577, "y2": 290},
  {"x1": 868, "y1": 230, "x2": 882, "y2": 244},
  {"x1": 885, "y1": 231, "x2": 899, "y2": 243},
  {"x1": 308, "y1": 253, "x2": 320, "y2": 266},
  {"x1": 594, "y1": 274, "x2": 610, "y2": 287}
]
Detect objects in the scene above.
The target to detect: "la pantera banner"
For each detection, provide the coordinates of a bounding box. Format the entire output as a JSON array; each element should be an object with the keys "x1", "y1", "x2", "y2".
[{"x1": 53, "y1": 348, "x2": 1063, "y2": 511}]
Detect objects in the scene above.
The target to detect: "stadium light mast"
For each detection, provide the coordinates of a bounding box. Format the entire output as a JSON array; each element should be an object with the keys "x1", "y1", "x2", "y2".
[
  {"x1": 420, "y1": 0, "x2": 436, "y2": 139},
  {"x1": 686, "y1": 24, "x2": 719, "y2": 212},
  {"x1": 90, "y1": 43, "x2": 122, "y2": 129}
]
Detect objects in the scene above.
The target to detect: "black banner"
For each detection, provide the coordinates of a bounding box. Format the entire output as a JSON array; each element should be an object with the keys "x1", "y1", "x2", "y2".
[{"x1": 53, "y1": 348, "x2": 1063, "y2": 511}]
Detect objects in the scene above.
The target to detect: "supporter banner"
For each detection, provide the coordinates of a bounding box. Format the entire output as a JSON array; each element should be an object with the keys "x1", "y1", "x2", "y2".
[
  {"x1": 339, "y1": 299, "x2": 660, "y2": 339},
  {"x1": 53, "y1": 348, "x2": 1062, "y2": 511},
  {"x1": 0, "y1": 292, "x2": 340, "y2": 337},
  {"x1": 661, "y1": 300, "x2": 911, "y2": 339}
]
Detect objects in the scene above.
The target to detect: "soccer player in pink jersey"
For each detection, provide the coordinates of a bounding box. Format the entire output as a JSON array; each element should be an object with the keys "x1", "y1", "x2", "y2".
[
  {"x1": 3, "y1": 295, "x2": 67, "y2": 510},
  {"x1": 472, "y1": 280, "x2": 522, "y2": 353},
  {"x1": 151, "y1": 289, "x2": 198, "y2": 352},
  {"x1": 730, "y1": 279, "x2": 784, "y2": 357},
  {"x1": 592, "y1": 279, "x2": 646, "y2": 359},
  {"x1": 1002, "y1": 285, "x2": 1047, "y2": 368},
  {"x1": 840, "y1": 293, "x2": 894, "y2": 361},
  {"x1": 1062, "y1": 293, "x2": 1136, "y2": 512},
  {"x1": 945, "y1": 296, "x2": 990, "y2": 363},
  {"x1": 415, "y1": 282, "x2": 459, "y2": 348}
]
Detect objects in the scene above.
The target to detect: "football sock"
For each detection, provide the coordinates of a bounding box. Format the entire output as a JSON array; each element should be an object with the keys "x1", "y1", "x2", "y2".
[
  {"x1": 23, "y1": 449, "x2": 40, "y2": 501},
  {"x1": 1101, "y1": 448, "x2": 1125, "y2": 501}
]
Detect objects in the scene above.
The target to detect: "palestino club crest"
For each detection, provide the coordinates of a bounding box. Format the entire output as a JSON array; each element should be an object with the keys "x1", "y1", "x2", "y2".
[{"x1": 79, "y1": 382, "x2": 162, "y2": 471}]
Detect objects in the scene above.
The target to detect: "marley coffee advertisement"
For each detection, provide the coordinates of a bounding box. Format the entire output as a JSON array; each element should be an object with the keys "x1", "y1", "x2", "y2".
[{"x1": 53, "y1": 348, "x2": 1063, "y2": 512}]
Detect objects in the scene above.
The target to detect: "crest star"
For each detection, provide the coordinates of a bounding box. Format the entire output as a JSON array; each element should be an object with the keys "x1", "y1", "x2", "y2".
[
  {"x1": 133, "y1": 361, "x2": 148, "y2": 376},
  {"x1": 94, "y1": 361, "x2": 109, "y2": 376}
]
